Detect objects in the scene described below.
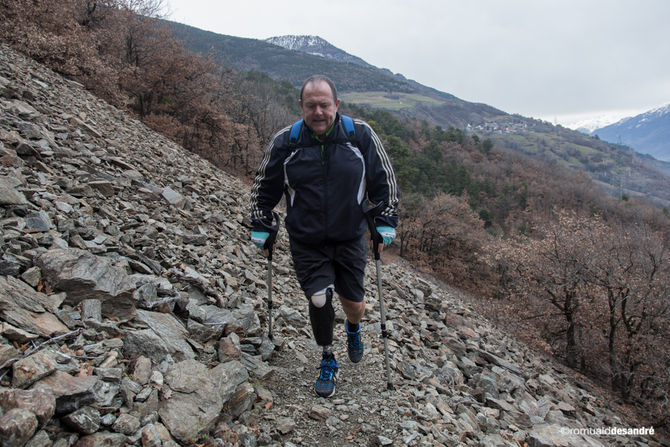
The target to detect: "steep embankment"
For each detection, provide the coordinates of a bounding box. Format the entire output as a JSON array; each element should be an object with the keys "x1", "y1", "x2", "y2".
[{"x1": 0, "y1": 44, "x2": 663, "y2": 446}]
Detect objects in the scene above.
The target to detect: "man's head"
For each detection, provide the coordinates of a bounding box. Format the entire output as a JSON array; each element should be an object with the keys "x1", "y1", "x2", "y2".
[{"x1": 299, "y1": 75, "x2": 340, "y2": 139}]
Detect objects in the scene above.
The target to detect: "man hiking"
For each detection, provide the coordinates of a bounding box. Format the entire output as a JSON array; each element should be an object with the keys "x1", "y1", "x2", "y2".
[{"x1": 249, "y1": 75, "x2": 399, "y2": 397}]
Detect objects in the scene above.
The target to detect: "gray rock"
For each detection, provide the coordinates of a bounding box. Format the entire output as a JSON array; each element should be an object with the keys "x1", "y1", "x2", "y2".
[
  {"x1": 81, "y1": 299, "x2": 102, "y2": 322},
  {"x1": 218, "y1": 333, "x2": 242, "y2": 362},
  {"x1": 0, "y1": 340, "x2": 20, "y2": 366},
  {"x1": 133, "y1": 310, "x2": 194, "y2": 361},
  {"x1": 276, "y1": 417, "x2": 295, "y2": 435},
  {"x1": 476, "y1": 373, "x2": 500, "y2": 399},
  {"x1": 202, "y1": 305, "x2": 235, "y2": 330},
  {"x1": 161, "y1": 187, "x2": 185, "y2": 208},
  {"x1": 233, "y1": 307, "x2": 263, "y2": 337},
  {"x1": 111, "y1": 413, "x2": 140, "y2": 435},
  {"x1": 0, "y1": 175, "x2": 27, "y2": 205},
  {"x1": 186, "y1": 318, "x2": 222, "y2": 342},
  {"x1": 87, "y1": 180, "x2": 114, "y2": 196},
  {"x1": 240, "y1": 353, "x2": 275, "y2": 379},
  {"x1": 158, "y1": 359, "x2": 225, "y2": 443},
  {"x1": 135, "y1": 386, "x2": 153, "y2": 402},
  {"x1": 0, "y1": 276, "x2": 70, "y2": 337},
  {"x1": 0, "y1": 408, "x2": 38, "y2": 447},
  {"x1": 20, "y1": 266, "x2": 42, "y2": 288},
  {"x1": 277, "y1": 305, "x2": 306, "y2": 327},
  {"x1": 0, "y1": 389, "x2": 56, "y2": 426},
  {"x1": 308, "y1": 404, "x2": 330, "y2": 421},
  {"x1": 122, "y1": 329, "x2": 171, "y2": 364},
  {"x1": 437, "y1": 360, "x2": 465, "y2": 386},
  {"x1": 62, "y1": 406, "x2": 101, "y2": 435},
  {"x1": 224, "y1": 382, "x2": 256, "y2": 419},
  {"x1": 93, "y1": 367, "x2": 123, "y2": 383},
  {"x1": 12, "y1": 349, "x2": 59, "y2": 388},
  {"x1": 72, "y1": 431, "x2": 127, "y2": 447},
  {"x1": 31, "y1": 371, "x2": 98, "y2": 415},
  {"x1": 1, "y1": 322, "x2": 38, "y2": 345},
  {"x1": 257, "y1": 336, "x2": 275, "y2": 361},
  {"x1": 519, "y1": 393, "x2": 551, "y2": 425},
  {"x1": 140, "y1": 424, "x2": 163, "y2": 447},
  {"x1": 377, "y1": 435, "x2": 393, "y2": 446},
  {"x1": 24, "y1": 429, "x2": 52, "y2": 447},
  {"x1": 0, "y1": 254, "x2": 25, "y2": 276},
  {"x1": 477, "y1": 349, "x2": 523, "y2": 376},
  {"x1": 35, "y1": 249, "x2": 138, "y2": 321},
  {"x1": 131, "y1": 356, "x2": 152, "y2": 385},
  {"x1": 24, "y1": 210, "x2": 52, "y2": 232}
]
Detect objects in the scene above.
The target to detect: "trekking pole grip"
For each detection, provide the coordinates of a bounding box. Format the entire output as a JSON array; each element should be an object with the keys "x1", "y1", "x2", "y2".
[
  {"x1": 363, "y1": 200, "x2": 384, "y2": 260},
  {"x1": 264, "y1": 212, "x2": 280, "y2": 260}
]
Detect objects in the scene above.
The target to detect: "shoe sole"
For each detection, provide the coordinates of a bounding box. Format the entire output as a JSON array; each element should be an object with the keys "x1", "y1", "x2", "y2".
[{"x1": 315, "y1": 386, "x2": 336, "y2": 398}]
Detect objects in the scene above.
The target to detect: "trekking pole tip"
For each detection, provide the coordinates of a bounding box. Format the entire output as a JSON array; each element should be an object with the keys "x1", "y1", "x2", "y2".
[{"x1": 387, "y1": 382, "x2": 394, "y2": 391}]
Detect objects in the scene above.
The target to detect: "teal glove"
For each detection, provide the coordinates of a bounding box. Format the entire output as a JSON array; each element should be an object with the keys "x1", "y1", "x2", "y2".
[
  {"x1": 251, "y1": 231, "x2": 269, "y2": 249},
  {"x1": 376, "y1": 226, "x2": 396, "y2": 245}
]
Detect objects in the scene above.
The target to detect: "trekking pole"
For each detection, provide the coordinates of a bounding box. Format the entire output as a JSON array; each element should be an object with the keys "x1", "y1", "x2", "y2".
[
  {"x1": 264, "y1": 212, "x2": 280, "y2": 340},
  {"x1": 364, "y1": 201, "x2": 394, "y2": 391}
]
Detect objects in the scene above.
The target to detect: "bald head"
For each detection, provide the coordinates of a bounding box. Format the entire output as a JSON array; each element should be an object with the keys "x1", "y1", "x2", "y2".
[{"x1": 300, "y1": 75, "x2": 338, "y2": 103}]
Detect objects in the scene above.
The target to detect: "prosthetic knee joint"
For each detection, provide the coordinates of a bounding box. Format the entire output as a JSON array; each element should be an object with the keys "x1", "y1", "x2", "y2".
[{"x1": 309, "y1": 285, "x2": 335, "y2": 346}]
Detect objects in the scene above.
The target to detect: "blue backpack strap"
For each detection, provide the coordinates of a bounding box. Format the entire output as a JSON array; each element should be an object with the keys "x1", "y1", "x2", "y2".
[
  {"x1": 341, "y1": 115, "x2": 355, "y2": 139},
  {"x1": 289, "y1": 119, "x2": 303, "y2": 144}
]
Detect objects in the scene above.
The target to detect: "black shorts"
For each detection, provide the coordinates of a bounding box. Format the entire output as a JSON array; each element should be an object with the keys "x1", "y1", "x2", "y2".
[{"x1": 289, "y1": 235, "x2": 368, "y2": 302}]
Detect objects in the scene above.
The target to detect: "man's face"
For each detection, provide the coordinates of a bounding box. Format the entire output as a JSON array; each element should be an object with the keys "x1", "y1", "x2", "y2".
[{"x1": 299, "y1": 80, "x2": 340, "y2": 139}]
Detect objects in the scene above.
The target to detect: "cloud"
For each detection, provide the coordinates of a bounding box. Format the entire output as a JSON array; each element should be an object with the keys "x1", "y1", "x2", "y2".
[{"x1": 167, "y1": 0, "x2": 670, "y2": 122}]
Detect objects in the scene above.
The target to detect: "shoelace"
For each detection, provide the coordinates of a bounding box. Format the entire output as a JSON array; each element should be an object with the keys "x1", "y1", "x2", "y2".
[{"x1": 318, "y1": 359, "x2": 337, "y2": 380}]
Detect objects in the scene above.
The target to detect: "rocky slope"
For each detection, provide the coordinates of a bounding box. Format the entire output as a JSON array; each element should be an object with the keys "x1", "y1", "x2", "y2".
[{"x1": 0, "y1": 43, "x2": 664, "y2": 447}]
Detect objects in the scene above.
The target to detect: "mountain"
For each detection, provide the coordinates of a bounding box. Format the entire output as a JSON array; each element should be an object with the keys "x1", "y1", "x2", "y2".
[
  {"x1": 592, "y1": 104, "x2": 670, "y2": 162},
  {"x1": 166, "y1": 21, "x2": 670, "y2": 207},
  {"x1": 165, "y1": 21, "x2": 505, "y2": 128},
  {"x1": 0, "y1": 41, "x2": 661, "y2": 447},
  {"x1": 265, "y1": 35, "x2": 373, "y2": 68}
]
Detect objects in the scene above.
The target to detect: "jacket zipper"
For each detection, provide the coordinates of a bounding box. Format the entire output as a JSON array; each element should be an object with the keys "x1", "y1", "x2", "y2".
[{"x1": 322, "y1": 142, "x2": 328, "y2": 242}]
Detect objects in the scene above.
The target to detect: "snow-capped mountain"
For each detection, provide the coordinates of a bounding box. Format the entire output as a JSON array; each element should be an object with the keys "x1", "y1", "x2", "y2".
[
  {"x1": 592, "y1": 103, "x2": 670, "y2": 161},
  {"x1": 265, "y1": 35, "x2": 372, "y2": 68},
  {"x1": 567, "y1": 113, "x2": 634, "y2": 134}
]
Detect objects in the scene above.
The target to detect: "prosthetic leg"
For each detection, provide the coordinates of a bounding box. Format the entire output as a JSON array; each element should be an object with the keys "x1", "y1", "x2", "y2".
[
  {"x1": 310, "y1": 286, "x2": 338, "y2": 397},
  {"x1": 309, "y1": 286, "x2": 335, "y2": 347}
]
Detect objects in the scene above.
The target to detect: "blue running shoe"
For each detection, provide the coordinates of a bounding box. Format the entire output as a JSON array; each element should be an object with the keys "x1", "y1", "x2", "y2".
[
  {"x1": 345, "y1": 320, "x2": 364, "y2": 363},
  {"x1": 314, "y1": 354, "x2": 338, "y2": 397}
]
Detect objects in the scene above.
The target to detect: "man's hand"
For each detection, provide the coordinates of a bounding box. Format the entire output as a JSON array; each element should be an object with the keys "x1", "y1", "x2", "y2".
[
  {"x1": 252, "y1": 231, "x2": 272, "y2": 257},
  {"x1": 376, "y1": 227, "x2": 395, "y2": 245},
  {"x1": 371, "y1": 227, "x2": 395, "y2": 254},
  {"x1": 251, "y1": 231, "x2": 269, "y2": 249}
]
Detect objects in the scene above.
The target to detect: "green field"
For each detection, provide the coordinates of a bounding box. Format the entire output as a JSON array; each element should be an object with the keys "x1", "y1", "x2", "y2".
[{"x1": 340, "y1": 91, "x2": 443, "y2": 110}]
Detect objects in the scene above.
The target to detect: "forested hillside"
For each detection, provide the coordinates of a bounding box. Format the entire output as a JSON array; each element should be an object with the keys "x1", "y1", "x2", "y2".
[{"x1": 1, "y1": 0, "x2": 668, "y2": 434}]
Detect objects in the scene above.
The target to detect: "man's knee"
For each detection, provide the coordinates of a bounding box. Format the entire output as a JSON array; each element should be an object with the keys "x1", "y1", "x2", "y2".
[{"x1": 310, "y1": 285, "x2": 333, "y2": 308}]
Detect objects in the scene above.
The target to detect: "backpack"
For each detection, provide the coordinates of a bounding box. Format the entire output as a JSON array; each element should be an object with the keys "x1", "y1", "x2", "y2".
[{"x1": 289, "y1": 115, "x2": 356, "y2": 145}]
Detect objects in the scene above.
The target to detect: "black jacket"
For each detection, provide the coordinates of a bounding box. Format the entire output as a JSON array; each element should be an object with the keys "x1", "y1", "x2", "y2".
[{"x1": 250, "y1": 114, "x2": 399, "y2": 245}]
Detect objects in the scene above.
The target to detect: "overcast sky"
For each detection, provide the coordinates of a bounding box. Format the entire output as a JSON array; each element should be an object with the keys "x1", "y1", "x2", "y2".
[{"x1": 166, "y1": 0, "x2": 670, "y2": 129}]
